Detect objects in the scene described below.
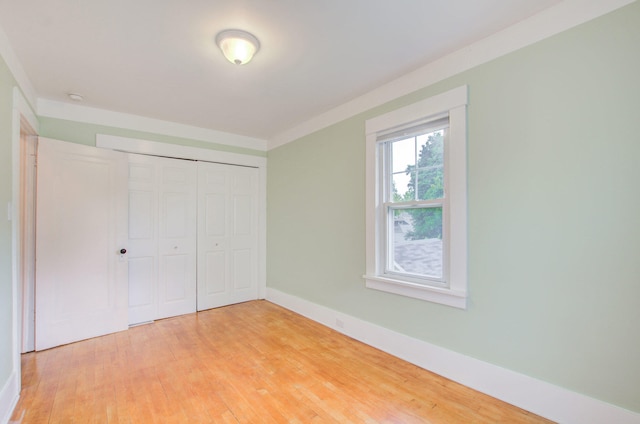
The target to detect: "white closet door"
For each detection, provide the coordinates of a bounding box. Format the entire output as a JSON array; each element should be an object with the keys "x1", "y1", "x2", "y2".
[
  {"x1": 36, "y1": 138, "x2": 128, "y2": 350},
  {"x1": 197, "y1": 162, "x2": 259, "y2": 310},
  {"x1": 157, "y1": 158, "x2": 197, "y2": 319},
  {"x1": 127, "y1": 156, "x2": 158, "y2": 324},
  {"x1": 127, "y1": 155, "x2": 197, "y2": 324}
]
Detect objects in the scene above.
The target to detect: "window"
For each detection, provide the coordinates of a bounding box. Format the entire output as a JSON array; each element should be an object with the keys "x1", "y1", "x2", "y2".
[{"x1": 364, "y1": 86, "x2": 468, "y2": 308}]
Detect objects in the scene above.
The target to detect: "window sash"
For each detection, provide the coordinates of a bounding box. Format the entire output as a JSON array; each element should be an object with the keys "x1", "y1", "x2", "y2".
[
  {"x1": 379, "y1": 125, "x2": 450, "y2": 287},
  {"x1": 382, "y1": 126, "x2": 448, "y2": 204},
  {"x1": 384, "y1": 203, "x2": 447, "y2": 286}
]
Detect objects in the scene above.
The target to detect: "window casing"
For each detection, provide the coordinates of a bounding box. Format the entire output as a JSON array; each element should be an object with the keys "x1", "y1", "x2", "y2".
[{"x1": 364, "y1": 86, "x2": 468, "y2": 308}]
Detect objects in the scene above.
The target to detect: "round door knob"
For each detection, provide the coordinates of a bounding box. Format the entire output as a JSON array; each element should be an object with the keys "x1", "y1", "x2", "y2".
[{"x1": 120, "y1": 248, "x2": 127, "y2": 254}]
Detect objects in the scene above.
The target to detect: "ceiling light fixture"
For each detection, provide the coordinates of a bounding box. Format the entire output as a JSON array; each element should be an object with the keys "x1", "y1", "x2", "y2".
[{"x1": 215, "y1": 29, "x2": 260, "y2": 65}]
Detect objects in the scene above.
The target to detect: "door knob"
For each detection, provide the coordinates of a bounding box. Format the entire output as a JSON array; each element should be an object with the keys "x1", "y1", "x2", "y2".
[{"x1": 120, "y1": 248, "x2": 127, "y2": 254}]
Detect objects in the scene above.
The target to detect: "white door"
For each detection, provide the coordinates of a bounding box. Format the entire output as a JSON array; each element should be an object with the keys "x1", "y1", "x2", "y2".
[
  {"x1": 128, "y1": 154, "x2": 197, "y2": 324},
  {"x1": 35, "y1": 138, "x2": 128, "y2": 351},
  {"x1": 197, "y1": 162, "x2": 259, "y2": 310},
  {"x1": 127, "y1": 155, "x2": 158, "y2": 324},
  {"x1": 157, "y1": 157, "x2": 197, "y2": 319}
]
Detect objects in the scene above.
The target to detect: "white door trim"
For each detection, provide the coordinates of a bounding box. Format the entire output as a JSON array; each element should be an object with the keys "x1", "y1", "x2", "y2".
[
  {"x1": 96, "y1": 134, "x2": 267, "y2": 300},
  {"x1": 96, "y1": 134, "x2": 266, "y2": 167},
  {"x1": 20, "y1": 132, "x2": 37, "y2": 352},
  {"x1": 9, "y1": 87, "x2": 39, "y2": 419}
]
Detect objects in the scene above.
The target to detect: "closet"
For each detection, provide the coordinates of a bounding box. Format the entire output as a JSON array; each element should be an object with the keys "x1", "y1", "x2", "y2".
[{"x1": 127, "y1": 154, "x2": 259, "y2": 325}]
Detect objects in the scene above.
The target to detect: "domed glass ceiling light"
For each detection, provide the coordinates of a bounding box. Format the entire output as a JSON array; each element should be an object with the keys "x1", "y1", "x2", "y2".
[{"x1": 216, "y1": 29, "x2": 260, "y2": 65}]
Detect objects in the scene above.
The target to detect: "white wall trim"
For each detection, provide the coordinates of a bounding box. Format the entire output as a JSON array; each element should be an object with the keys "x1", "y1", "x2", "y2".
[
  {"x1": 267, "y1": 0, "x2": 635, "y2": 150},
  {"x1": 96, "y1": 134, "x2": 265, "y2": 168},
  {"x1": 39, "y1": 99, "x2": 268, "y2": 152},
  {"x1": 266, "y1": 288, "x2": 640, "y2": 424},
  {"x1": 7, "y1": 88, "x2": 39, "y2": 424},
  {"x1": 0, "y1": 371, "x2": 19, "y2": 424},
  {"x1": 97, "y1": 134, "x2": 267, "y2": 302},
  {"x1": 0, "y1": 24, "x2": 37, "y2": 111}
]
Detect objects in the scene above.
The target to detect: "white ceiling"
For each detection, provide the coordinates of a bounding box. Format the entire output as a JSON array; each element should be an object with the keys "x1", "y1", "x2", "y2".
[{"x1": 0, "y1": 0, "x2": 562, "y2": 141}]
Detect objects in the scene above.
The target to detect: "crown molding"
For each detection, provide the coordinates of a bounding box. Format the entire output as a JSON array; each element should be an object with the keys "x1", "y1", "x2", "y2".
[
  {"x1": 268, "y1": 0, "x2": 636, "y2": 150},
  {"x1": 0, "y1": 23, "x2": 37, "y2": 112},
  {"x1": 38, "y1": 99, "x2": 267, "y2": 152}
]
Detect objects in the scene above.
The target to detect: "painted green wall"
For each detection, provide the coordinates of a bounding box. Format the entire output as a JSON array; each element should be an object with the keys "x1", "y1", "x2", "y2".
[
  {"x1": 0, "y1": 54, "x2": 19, "y2": 395},
  {"x1": 267, "y1": 3, "x2": 640, "y2": 412},
  {"x1": 38, "y1": 117, "x2": 267, "y2": 157}
]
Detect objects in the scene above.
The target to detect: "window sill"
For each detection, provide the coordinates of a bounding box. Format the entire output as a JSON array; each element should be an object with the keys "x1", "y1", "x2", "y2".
[{"x1": 363, "y1": 275, "x2": 467, "y2": 309}]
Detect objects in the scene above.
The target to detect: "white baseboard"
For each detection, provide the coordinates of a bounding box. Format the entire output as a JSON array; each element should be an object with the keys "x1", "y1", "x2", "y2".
[
  {"x1": 0, "y1": 371, "x2": 19, "y2": 424},
  {"x1": 266, "y1": 288, "x2": 640, "y2": 424}
]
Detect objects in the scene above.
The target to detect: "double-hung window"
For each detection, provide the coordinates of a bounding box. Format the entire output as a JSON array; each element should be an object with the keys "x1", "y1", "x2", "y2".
[{"x1": 364, "y1": 86, "x2": 468, "y2": 308}]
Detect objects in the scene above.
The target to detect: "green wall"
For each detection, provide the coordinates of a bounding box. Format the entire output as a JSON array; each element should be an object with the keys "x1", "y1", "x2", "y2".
[
  {"x1": 38, "y1": 117, "x2": 266, "y2": 157},
  {"x1": 0, "y1": 55, "x2": 20, "y2": 397},
  {"x1": 267, "y1": 3, "x2": 640, "y2": 412}
]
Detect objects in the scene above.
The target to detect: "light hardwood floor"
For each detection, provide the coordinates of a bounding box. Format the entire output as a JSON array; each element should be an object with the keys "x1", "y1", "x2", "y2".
[{"x1": 11, "y1": 301, "x2": 553, "y2": 423}]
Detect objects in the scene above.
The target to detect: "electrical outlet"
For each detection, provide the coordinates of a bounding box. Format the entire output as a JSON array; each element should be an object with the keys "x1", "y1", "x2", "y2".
[{"x1": 335, "y1": 318, "x2": 344, "y2": 329}]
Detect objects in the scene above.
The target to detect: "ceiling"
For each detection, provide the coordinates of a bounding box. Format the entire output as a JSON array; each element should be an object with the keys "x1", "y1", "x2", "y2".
[{"x1": 0, "y1": 0, "x2": 562, "y2": 141}]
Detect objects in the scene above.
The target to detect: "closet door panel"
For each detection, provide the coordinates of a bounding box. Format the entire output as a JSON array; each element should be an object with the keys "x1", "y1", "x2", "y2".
[
  {"x1": 229, "y1": 173, "x2": 258, "y2": 299},
  {"x1": 197, "y1": 162, "x2": 258, "y2": 310},
  {"x1": 205, "y1": 251, "x2": 227, "y2": 295},
  {"x1": 127, "y1": 159, "x2": 158, "y2": 325},
  {"x1": 157, "y1": 158, "x2": 197, "y2": 319},
  {"x1": 128, "y1": 256, "x2": 155, "y2": 324},
  {"x1": 232, "y1": 249, "x2": 253, "y2": 290},
  {"x1": 128, "y1": 155, "x2": 196, "y2": 323}
]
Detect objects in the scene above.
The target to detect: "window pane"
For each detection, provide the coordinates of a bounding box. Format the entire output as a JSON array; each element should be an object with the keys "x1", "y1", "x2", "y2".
[
  {"x1": 416, "y1": 131, "x2": 444, "y2": 200},
  {"x1": 391, "y1": 137, "x2": 415, "y2": 173},
  {"x1": 390, "y1": 207, "x2": 443, "y2": 280},
  {"x1": 392, "y1": 170, "x2": 413, "y2": 201}
]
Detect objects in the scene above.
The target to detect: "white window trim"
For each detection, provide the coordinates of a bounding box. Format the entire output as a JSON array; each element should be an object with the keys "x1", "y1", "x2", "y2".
[{"x1": 364, "y1": 86, "x2": 468, "y2": 309}]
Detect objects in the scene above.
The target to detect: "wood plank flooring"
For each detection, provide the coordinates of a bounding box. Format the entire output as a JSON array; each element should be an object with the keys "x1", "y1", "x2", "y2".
[{"x1": 10, "y1": 301, "x2": 553, "y2": 423}]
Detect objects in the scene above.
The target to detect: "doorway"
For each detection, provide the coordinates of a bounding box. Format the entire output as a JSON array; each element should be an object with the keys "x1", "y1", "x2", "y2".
[{"x1": 19, "y1": 116, "x2": 37, "y2": 353}]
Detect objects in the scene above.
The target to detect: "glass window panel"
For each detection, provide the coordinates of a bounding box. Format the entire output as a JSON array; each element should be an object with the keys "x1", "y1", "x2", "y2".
[
  {"x1": 389, "y1": 206, "x2": 443, "y2": 280},
  {"x1": 392, "y1": 171, "x2": 413, "y2": 201},
  {"x1": 416, "y1": 167, "x2": 444, "y2": 200},
  {"x1": 415, "y1": 130, "x2": 444, "y2": 201},
  {"x1": 391, "y1": 137, "x2": 415, "y2": 173}
]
